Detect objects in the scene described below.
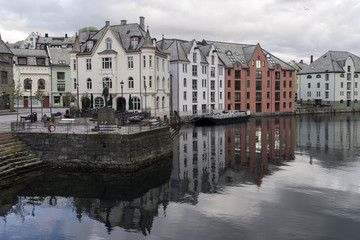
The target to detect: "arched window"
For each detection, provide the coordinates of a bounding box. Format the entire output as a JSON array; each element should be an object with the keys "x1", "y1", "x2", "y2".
[
  {"x1": 162, "y1": 96, "x2": 165, "y2": 109},
  {"x1": 128, "y1": 77, "x2": 134, "y2": 88},
  {"x1": 307, "y1": 75, "x2": 312, "y2": 79},
  {"x1": 316, "y1": 74, "x2": 321, "y2": 78},
  {"x1": 38, "y1": 79, "x2": 45, "y2": 90},
  {"x1": 87, "y1": 78, "x2": 92, "y2": 89},
  {"x1": 106, "y1": 38, "x2": 112, "y2": 50},
  {"x1": 95, "y1": 97, "x2": 104, "y2": 108},
  {"x1": 340, "y1": 73, "x2": 345, "y2": 78},
  {"x1": 162, "y1": 77, "x2": 165, "y2": 89},
  {"x1": 103, "y1": 77, "x2": 112, "y2": 88},
  {"x1": 157, "y1": 76, "x2": 160, "y2": 89},
  {"x1": 156, "y1": 96, "x2": 159, "y2": 109},
  {"x1": 132, "y1": 96, "x2": 141, "y2": 110},
  {"x1": 24, "y1": 78, "x2": 32, "y2": 90}
]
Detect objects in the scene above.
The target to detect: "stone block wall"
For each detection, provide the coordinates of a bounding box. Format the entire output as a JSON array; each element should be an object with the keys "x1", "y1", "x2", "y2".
[{"x1": 14, "y1": 127, "x2": 172, "y2": 172}]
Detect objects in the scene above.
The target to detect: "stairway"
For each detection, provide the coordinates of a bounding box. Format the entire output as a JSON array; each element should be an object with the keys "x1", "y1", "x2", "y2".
[{"x1": 0, "y1": 132, "x2": 44, "y2": 180}]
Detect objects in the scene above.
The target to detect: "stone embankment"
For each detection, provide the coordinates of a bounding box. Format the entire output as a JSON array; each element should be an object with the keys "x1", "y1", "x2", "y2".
[{"x1": 0, "y1": 132, "x2": 43, "y2": 180}]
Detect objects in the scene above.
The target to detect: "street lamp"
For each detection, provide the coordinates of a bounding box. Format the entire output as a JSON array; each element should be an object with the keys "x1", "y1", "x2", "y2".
[
  {"x1": 120, "y1": 80, "x2": 124, "y2": 112},
  {"x1": 144, "y1": 83, "x2": 147, "y2": 117},
  {"x1": 76, "y1": 83, "x2": 79, "y2": 117},
  {"x1": 28, "y1": 79, "x2": 33, "y2": 123}
]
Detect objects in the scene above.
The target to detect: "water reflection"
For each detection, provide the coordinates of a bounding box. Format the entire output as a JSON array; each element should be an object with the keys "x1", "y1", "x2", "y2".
[{"x1": 171, "y1": 116, "x2": 296, "y2": 204}]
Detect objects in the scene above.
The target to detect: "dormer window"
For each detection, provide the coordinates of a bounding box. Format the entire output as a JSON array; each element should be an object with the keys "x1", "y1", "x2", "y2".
[
  {"x1": 106, "y1": 38, "x2": 112, "y2": 50},
  {"x1": 130, "y1": 37, "x2": 139, "y2": 49},
  {"x1": 86, "y1": 41, "x2": 93, "y2": 52}
]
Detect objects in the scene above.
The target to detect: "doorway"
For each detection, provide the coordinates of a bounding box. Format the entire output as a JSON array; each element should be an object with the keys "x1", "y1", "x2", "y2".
[{"x1": 117, "y1": 97, "x2": 126, "y2": 112}]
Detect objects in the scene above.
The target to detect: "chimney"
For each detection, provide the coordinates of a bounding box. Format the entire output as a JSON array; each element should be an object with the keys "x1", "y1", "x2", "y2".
[
  {"x1": 121, "y1": 20, "x2": 127, "y2": 25},
  {"x1": 310, "y1": 55, "x2": 313, "y2": 63},
  {"x1": 105, "y1": 21, "x2": 110, "y2": 27},
  {"x1": 65, "y1": 33, "x2": 68, "y2": 38},
  {"x1": 45, "y1": 33, "x2": 49, "y2": 37},
  {"x1": 300, "y1": 59, "x2": 303, "y2": 63},
  {"x1": 139, "y1": 16, "x2": 145, "y2": 30}
]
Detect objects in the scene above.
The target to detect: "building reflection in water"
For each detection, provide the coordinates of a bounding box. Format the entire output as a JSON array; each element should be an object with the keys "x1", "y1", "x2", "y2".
[{"x1": 171, "y1": 116, "x2": 295, "y2": 203}]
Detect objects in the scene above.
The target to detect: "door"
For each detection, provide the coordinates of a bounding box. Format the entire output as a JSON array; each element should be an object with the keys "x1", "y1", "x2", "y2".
[
  {"x1": 117, "y1": 97, "x2": 126, "y2": 112},
  {"x1": 24, "y1": 97, "x2": 28, "y2": 108}
]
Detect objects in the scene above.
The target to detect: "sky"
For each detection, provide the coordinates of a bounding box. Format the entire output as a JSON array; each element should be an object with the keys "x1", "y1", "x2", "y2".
[{"x1": 0, "y1": 0, "x2": 359, "y2": 64}]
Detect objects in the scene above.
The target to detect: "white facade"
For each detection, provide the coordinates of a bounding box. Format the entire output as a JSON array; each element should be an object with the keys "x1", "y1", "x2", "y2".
[
  {"x1": 298, "y1": 52, "x2": 360, "y2": 108},
  {"x1": 168, "y1": 40, "x2": 225, "y2": 118},
  {"x1": 70, "y1": 18, "x2": 171, "y2": 118}
]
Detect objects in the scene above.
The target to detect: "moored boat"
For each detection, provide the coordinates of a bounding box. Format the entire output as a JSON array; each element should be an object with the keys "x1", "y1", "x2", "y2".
[{"x1": 192, "y1": 110, "x2": 250, "y2": 126}]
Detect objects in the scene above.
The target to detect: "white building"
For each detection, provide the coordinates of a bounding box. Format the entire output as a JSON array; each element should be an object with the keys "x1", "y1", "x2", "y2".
[
  {"x1": 160, "y1": 39, "x2": 225, "y2": 119},
  {"x1": 298, "y1": 51, "x2": 360, "y2": 109},
  {"x1": 70, "y1": 17, "x2": 171, "y2": 118}
]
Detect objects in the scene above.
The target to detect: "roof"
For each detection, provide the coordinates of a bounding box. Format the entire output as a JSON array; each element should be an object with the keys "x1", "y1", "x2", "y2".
[
  {"x1": 206, "y1": 40, "x2": 294, "y2": 70},
  {"x1": 49, "y1": 48, "x2": 71, "y2": 66},
  {"x1": 11, "y1": 48, "x2": 48, "y2": 58},
  {"x1": 298, "y1": 51, "x2": 360, "y2": 74},
  {"x1": 37, "y1": 36, "x2": 75, "y2": 46},
  {"x1": 0, "y1": 35, "x2": 13, "y2": 55}
]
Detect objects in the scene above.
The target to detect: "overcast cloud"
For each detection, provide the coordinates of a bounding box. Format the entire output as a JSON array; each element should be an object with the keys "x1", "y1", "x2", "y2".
[{"x1": 0, "y1": 0, "x2": 359, "y2": 63}]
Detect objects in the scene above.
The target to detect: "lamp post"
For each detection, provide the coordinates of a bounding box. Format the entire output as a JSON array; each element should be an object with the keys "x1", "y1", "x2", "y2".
[
  {"x1": 120, "y1": 80, "x2": 124, "y2": 112},
  {"x1": 29, "y1": 79, "x2": 33, "y2": 123},
  {"x1": 76, "y1": 83, "x2": 79, "y2": 117},
  {"x1": 144, "y1": 83, "x2": 147, "y2": 118}
]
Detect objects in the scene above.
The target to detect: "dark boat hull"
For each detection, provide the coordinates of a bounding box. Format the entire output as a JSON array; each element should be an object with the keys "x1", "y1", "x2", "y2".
[{"x1": 193, "y1": 114, "x2": 250, "y2": 126}]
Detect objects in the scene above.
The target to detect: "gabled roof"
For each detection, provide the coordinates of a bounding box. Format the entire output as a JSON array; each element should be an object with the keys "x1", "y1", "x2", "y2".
[
  {"x1": 160, "y1": 39, "x2": 189, "y2": 62},
  {"x1": 298, "y1": 51, "x2": 360, "y2": 74}
]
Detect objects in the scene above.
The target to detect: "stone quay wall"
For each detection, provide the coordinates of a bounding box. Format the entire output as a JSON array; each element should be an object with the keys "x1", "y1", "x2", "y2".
[{"x1": 14, "y1": 127, "x2": 172, "y2": 172}]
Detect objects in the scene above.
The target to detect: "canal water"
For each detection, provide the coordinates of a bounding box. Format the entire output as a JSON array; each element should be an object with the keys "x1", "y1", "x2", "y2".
[{"x1": 1, "y1": 114, "x2": 360, "y2": 239}]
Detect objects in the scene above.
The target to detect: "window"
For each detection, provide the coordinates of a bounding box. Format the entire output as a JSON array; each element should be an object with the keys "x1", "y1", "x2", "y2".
[
  {"x1": 235, "y1": 80, "x2": 241, "y2": 90},
  {"x1": 128, "y1": 77, "x2": 134, "y2": 88},
  {"x1": 162, "y1": 59, "x2": 165, "y2": 71},
  {"x1": 192, "y1": 105, "x2": 197, "y2": 114},
  {"x1": 220, "y1": 80, "x2": 222, "y2": 88},
  {"x1": 38, "y1": 79, "x2": 45, "y2": 90},
  {"x1": 18, "y1": 57, "x2": 27, "y2": 65},
  {"x1": 283, "y1": 91, "x2": 286, "y2": 98},
  {"x1": 256, "y1": 92, "x2": 262, "y2": 101},
  {"x1": 235, "y1": 92, "x2": 241, "y2": 102},
  {"x1": 290, "y1": 71, "x2": 292, "y2": 77},
  {"x1": 308, "y1": 83, "x2": 311, "y2": 88},
  {"x1": 183, "y1": 78, "x2": 187, "y2": 87},
  {"x1": 235, "y1": 70, "x2": 241, "y2": 79},
  {"x1": 247, "y1": 70, "x2": 250, "y2": 77},
  {"x1": 211, "y1": 80, "x2": 215, "y2": 90},
  {"x1": 283, "y1": 71, "x2": 287, "y2": 77},
  {"x1": 57, "y1": 72, "x2": 65, "y2": 80},
  {"x1": 192, "y1": 79, "x2": 197, "y2": 90},
  {"x1": 183, "y1": 64, "x2": 187, "y2": 73},
  {"x1": 256, "y1": 81, "x2": 262, "y2": 90},
  {"x1": 289, "y1": 81, "x2": 292, "y2": 88},
  {"x1": 211, "y1": 67, "x2": 215, "y2": 77},
  {"x1": 103, "y1": 77, "x2": 112, "y2": 88},
  {"x1": 267, "y1": 80, "x2": 270, "y2": 88},
  {"x1": 156, "y1": 97, "x2": 160, "y2": 109},
  {"x1": 316, "y1": 74, "x2": 321, "y2": 78},
  {"x1": 317, "y1": 82, "x2": 320, "y2": 88},
  {"x1": 73, "y1": 78, "x2": 77, "y2": 90},
  {"x1": 54, "y1": 96, "x2": 60, "y2": 104},
  {"x1": 149, "y1": 56, "x2": 152, "y2": 68},
  {"x1": 24, "y1": 79, "x2": 31, "y2": 90},
  {"x1": 193, "y1": 53, "x2": 197, "y2": 63},
  {"x1": 211, "y1": 55, "x2": 215, "y2": 65},
  {"x1": 289, "y1": 91, "x2": 292, "y2": 98},
  {"x1": 86, "y1": 41, "x2": 93, "y2": 51},
  {"x1": 128, "y1": 57, "x2": 134, "y2": 69},
  {"x1": 347, "y1": 73, "x2": 351, "y2": 81},
  {"x1": 102, "y1": 57, "x2": 112, "y2": 69},
  {"x1": 228, "y1": 80, "x2": 231, "y2": 88},
  {"x1": 149, "y1": 76, "x2": 152, "y2": 88},
  {"x1": 275, "y1": 92, "x2": 280, "y2": 101},
  {"x1": 325, "y1": 74, "x2": 329, "y2": 81},
  {"x1": 340, "y1": 73, "x2": 345, "y2": 78},
  {"x1": 162, "y1": 97, "x2": 165, "y2": 109},
  {"x1": 202, "y1": 79, "x2": 206, "y2": 88},
  {"x1": 1, "y1": 71, "x2": 7, "y2": 84},
  {"x1": 275, "y1": 72, "x2": 280, "y2": 79},
  {"x1": 57, "y1": 84, "x2": 65, "y2": 91},
  {"x1": 256, "y1": 71, "x2": 262, "y2": 79},
  {"x1": 95, "y1": 97, "x2": 104, "y2": 108},
  {"x1": 267, "y1": 92, "x2": 270, "y2": 99},
  {"x1": 325, "y1": 92, "x2": 329, "y2": 99},
  {"x1": 307, "y1": 75, "x2": 312, "y2": 79},
  {"x1": 105, "y1": 38, "x2": 112, "y2": 50},
  {"x1": 219, "y1": 67, "x2": 223, "y2": 76},
  {"x1": 184, "y1": 91, "x2": 187, "y2": 100},
  {"x1": 341, "y1": 82, "x2": 344, "y2": 88},
  {"x1": 131, "y1": 37, "x2": 139, "y2": 49},
  {"x1": 348, "y1": 66, "x2": 351, "y2": 72},
  {"x1": 143, "y1": 56, "x2": 146, "y2": 68},
  {"x1": 325, "y1": 83, "x2": 329, "y2": 90},
  {"x1": 275, "y1": 81, "x2": 280, "y2": 90},
  {"x1": 203, "y1": 91, "x2": 206, "y2": 100},
  {"x1": 156, "y1": 57, "x2": 159, "y2": 71},
  {"x1": 73, "y1": 59, "x2": 76, "y2": 70},
  {"x1": 192, "y1": 91, "x2": 197, "y2": 103},
  {"x1": 247, "y1": 92, "x2": 250, "y2": 99},
  {"x1": 347, "y1": 82, "x2": 351, "y2": 90},
  {"x1": 256, "y1": 60, "x2": 261, "y2": 68},
  {"x1": 211, "y1": 92, "x2": 215, "y2": 102},
  {"x1": 36, "y1": 58, "x2": 45, "y2": 66},
  {"x1": 283, "y1": 81, "x2": 287, "y2": 88},
  {"x1": 132, "y1": 97, "x2": 141, "y2": 110},
  {"x1": 192, "y1": 65, "x2": 197, "y2": 76},
  {"x1": 227, "y1": 92, "x2": 231, "y2": 100},
  {"x1": 202, "y1": 66, "x2": 207, "y2": 74},
  {"x1": 228, "y1": 69, "x2": 231, "y2": 76},
  {"x1": 87, "y1": 78, "x2": 92, "y2": 89},
  {"x1": 86, "y1": 59, "x2": 92, "y2": 70}
]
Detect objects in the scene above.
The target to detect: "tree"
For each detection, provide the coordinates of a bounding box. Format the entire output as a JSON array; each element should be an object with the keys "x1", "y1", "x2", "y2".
[
  {"x1": 81, "y1": 92, "x2": 91, "y2": 111},
  {"x1": 63, "y1": 91, "x2": 75, "y2": 108},
  {"x1": 34, "y1": 89, "x2": 46, "y2": 118},
  {"x1": 7, "y1": 81, "x2": 23, "y2": 122}
]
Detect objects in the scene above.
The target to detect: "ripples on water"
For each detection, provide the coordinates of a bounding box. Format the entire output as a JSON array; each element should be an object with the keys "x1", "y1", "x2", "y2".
[{"x1": 1, "y1": 114, "x2": 360, "y2": 240}]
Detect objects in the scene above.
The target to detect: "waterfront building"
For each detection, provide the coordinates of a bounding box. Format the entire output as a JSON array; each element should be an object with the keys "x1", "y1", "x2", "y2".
[
  {"x1": 298, "y1": 51, "x2": 360, "y2": 109},
  {"x1": 11, "y1": 48, "x2": 51, "y2": 108},
  {"x1": 161, "y1": 39, "x2": 225, "y2": 119},
  {"x1": 289, "y1": 59, "x2": 308, "y2": 102},
  {"x1": 0, "y1": 34, "x2": 14, "y2": 111},
  {"x1": 205, "y1": 41, "x2": 295, "y2": 115},
  {"x1": 70, "y1": 17, "x2": 171, "y2": 118},
  {"x1": 37, "y1": 33, "x2": 75, "y2": 50},
  {"x1": 48, "y1": 48, "x2": 71, "y2": 107}
]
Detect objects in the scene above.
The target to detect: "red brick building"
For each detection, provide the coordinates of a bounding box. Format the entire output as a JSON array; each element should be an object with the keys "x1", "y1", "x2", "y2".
[{"x1": 205, "y1": 41, "x2": 295, "y2": 114}]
